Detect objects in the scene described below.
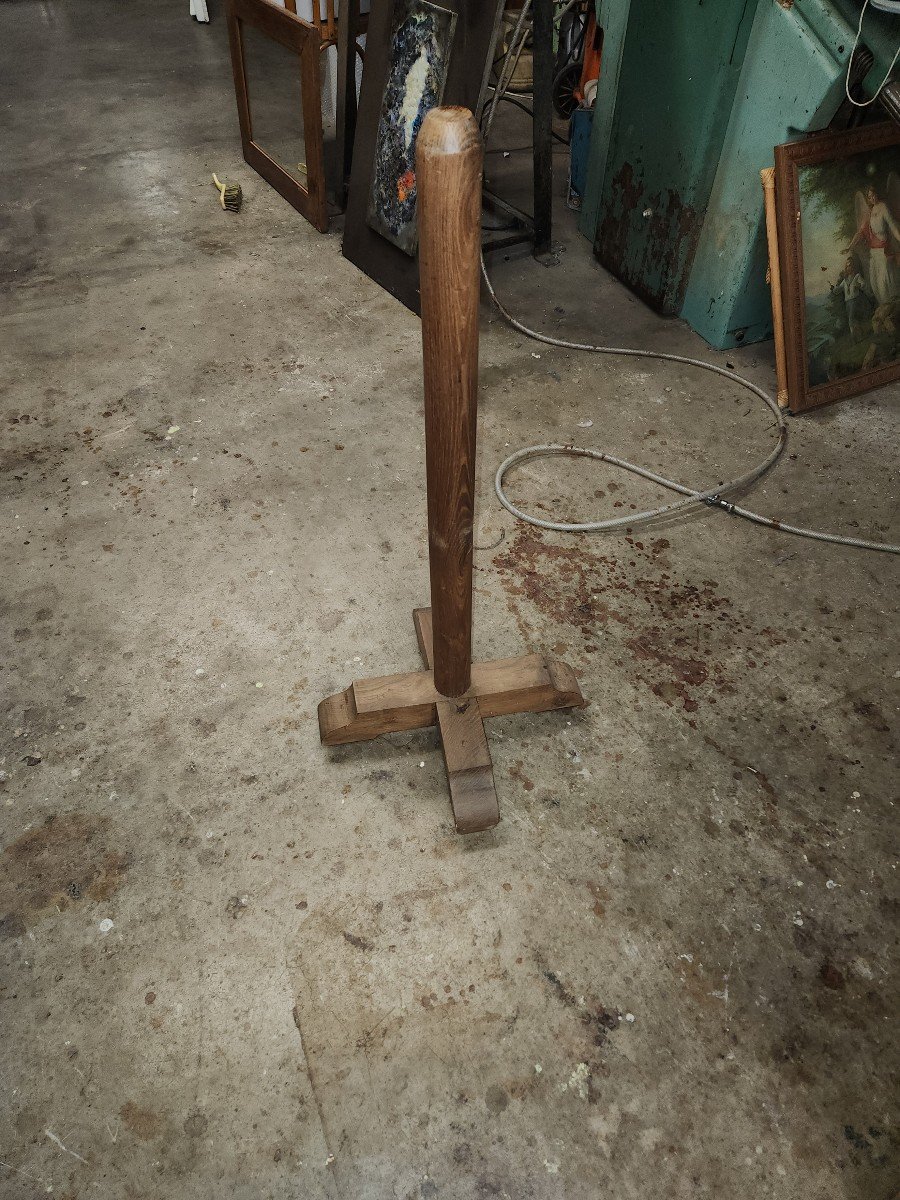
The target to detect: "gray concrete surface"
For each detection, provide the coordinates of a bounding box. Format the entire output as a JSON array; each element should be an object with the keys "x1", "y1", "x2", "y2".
[{"x1": 1, "y1": 3, "x2": 898, "y2": 1198}]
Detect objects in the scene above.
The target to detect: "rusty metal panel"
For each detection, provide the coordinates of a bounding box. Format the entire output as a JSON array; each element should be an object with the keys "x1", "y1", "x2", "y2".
[
  {"x1": 681, "y1": 0, "x2": 870, "y2": 348},
  {"x1": 584, "y1": 0, "x2": 899, "y2": 348},
  {"x1": 592, "y1": 0, "x2": 757, "y2": 315}
]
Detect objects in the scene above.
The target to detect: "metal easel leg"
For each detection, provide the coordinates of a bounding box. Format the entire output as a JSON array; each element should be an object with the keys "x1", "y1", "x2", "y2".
[{"x1": 531, "y1": 0, "x2": 554, "y2": 256}]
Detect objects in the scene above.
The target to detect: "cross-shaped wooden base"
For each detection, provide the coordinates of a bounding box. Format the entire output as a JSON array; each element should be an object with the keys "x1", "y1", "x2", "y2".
[{"x1": 318, "y1": 609, "x2": 587, "y2": 833}]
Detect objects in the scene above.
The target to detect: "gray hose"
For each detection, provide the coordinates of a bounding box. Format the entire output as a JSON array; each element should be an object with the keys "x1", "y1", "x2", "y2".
[{"x1": 483, "y1": 260, "x2": 900, "y2": 554}]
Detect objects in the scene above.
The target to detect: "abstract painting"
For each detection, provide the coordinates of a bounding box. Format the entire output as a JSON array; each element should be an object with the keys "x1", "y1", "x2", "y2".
[{"x1": 366, "y1": 0, "x2": 457, "y2": 256}]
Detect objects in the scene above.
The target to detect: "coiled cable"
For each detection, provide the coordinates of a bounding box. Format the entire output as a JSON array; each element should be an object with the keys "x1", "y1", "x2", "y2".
[{"x1": 483, "y1": 258, "x2": 899, "y2": 553}]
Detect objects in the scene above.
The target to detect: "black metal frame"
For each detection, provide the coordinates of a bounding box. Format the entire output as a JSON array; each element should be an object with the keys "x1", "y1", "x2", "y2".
[
  {"x1": 482, "y1": 0, "x2": 554, "y2": 257},
  {"x1": 334, "y1": 0, "x2": 361, "y2": 211}
]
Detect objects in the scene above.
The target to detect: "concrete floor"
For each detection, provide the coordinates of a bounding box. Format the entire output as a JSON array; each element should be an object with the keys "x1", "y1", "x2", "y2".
[{"x1": 1, "y1": 3, "x2": 898, "y2": 1198}]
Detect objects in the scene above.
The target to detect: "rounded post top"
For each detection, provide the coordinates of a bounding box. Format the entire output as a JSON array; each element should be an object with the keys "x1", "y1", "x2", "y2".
[{"x1": 417, "y1": 106, "x2": 483, "y2": 161}]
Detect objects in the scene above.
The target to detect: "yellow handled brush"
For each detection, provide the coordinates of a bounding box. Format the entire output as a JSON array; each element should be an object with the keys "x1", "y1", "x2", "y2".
[{"x1": 212, "y1": 173, "x2": 242, "y2": 212}]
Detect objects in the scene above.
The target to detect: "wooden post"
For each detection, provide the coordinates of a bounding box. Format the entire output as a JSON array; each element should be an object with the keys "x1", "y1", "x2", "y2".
[
  {"x1": 317, "y1": 106, "x2": 587, "y2": 833},
  {"x1": 417, "y1": 108, "x2": 483, "y2": 697},
  {"x1": 760, "y1": 167, "x2": 789, "y2": 410}
]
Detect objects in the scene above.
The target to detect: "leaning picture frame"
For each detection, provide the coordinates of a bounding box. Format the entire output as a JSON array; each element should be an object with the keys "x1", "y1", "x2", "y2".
[
  {"x1": 341, "y1": 0, "x2": 505, "y2": 312},
  {"x1": 225, "y1": 0, "x2": 329, "y2": 233},
  {"x1": 774, "y1": 123, "x2": 900, "y2": 413}
]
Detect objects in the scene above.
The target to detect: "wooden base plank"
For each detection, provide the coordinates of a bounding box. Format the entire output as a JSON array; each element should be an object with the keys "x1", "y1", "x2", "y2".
[
  {"x1": 414, "y1": 608, "x2": 499, "y2": 832},
  {"x1": 350, "y1": 653, "x2": 554, "y2": 717},
  {"x1": 436, "y1": 695, "x2": 498, "y2": 832},
  {"x1": 317, "y1": 685, "x2": 436, "y2": 746},
  {"x1": 317, "y1": 607, "x2": 587, "y2": 833}
]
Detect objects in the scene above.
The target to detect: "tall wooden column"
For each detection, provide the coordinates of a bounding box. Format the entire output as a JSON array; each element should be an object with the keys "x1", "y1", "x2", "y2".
[
  {"x1": 318, "y1": 108, "x2": 586, "y2": 834},
  {"x1": 418, "y1": 108, "x2": 481, "y2": 697}
]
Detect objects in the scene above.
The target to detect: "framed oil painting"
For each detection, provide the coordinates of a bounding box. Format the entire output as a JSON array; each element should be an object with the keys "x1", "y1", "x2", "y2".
[
  {"x1": 775, "y1": 123, "x2": 900, "y2": 413},
  {"x1": 366, "y1": 0, "x2": 457, "y2": 256}
]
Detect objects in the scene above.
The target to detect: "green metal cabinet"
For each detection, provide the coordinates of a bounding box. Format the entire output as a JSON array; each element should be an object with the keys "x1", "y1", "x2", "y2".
[{"x1": 579, "y1": 0, "x2": 900, "y2": 350}]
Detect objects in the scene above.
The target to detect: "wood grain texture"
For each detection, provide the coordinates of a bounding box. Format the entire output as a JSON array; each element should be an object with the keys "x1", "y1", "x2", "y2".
[
  {"x1": 413, "y1": 608, "x2": 498, "y2": 833},
  {"x1": 318, "y1": 610, "x2": 586, "y2": 832},
  {"x1": 319, "y1": 610, "x2": 587, "y2": 745},
  {"x1": 416, "y1": 108, "x2": 483, "y2": 698},
  {"x1": 435, "y1": 697, "x2": 497, "y2": 833},
  {"x1": 351, "y1": 654, "x2": 553, "y2": 715},
  {"x1": 317, "y1": 684, "x2": 436, "y2": 746}
]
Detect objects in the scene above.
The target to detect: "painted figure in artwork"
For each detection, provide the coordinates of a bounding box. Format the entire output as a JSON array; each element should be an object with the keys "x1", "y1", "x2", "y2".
[
  {"x1": 846, "y1": 177, "x2": 900, "y2": 306},
  {"x1": 798, "y1": 145, "x2": 900, "y2": 389},
  {"x1": 834, "y1": 255, "x2": 873, "y2": 341}
]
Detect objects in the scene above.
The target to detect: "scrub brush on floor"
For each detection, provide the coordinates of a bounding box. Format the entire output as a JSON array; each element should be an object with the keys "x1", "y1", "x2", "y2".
[{"x1": 212, "y1": 173, "x2": 242, "y2": 212}]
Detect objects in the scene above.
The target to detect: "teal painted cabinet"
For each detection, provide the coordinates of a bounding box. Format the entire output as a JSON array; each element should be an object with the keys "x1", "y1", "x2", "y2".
[
  {"x1": 592, "y1": 0, "x2": 757, "y2": 318},
  {"x1": 579, "y1": 0, "x2": 900, "y2": 350}
]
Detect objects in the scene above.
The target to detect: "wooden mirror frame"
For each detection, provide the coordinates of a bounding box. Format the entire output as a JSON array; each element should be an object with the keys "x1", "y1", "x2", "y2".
[{"x1": 225, "y1": 0, "x2": 329, "y2": 233}]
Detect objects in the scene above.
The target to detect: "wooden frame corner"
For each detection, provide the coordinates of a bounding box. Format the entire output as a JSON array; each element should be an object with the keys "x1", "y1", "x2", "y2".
[{"x1": 225, "y1": 0, "x2": 329, "y2": 233}]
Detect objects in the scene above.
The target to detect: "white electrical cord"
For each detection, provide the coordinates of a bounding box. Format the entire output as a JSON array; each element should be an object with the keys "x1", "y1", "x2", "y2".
[
  {"x1": 483, "y1": 259, "x2": 900, "y2": 553},
  {"x1": 845, "y1": 0, "x2": 900, "y2": 107}
]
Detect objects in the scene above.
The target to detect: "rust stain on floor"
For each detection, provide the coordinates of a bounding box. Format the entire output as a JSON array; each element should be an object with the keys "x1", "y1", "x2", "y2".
[
  {"x1": 493, "y1": 529, "x2": 786, "y2": 717},
  {"x1": 0, "y1": 812, "x2": 130, "y2": 936},
  {"x1": 120, "y1": 1100, "x2": 164, "y2": 1141}
]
